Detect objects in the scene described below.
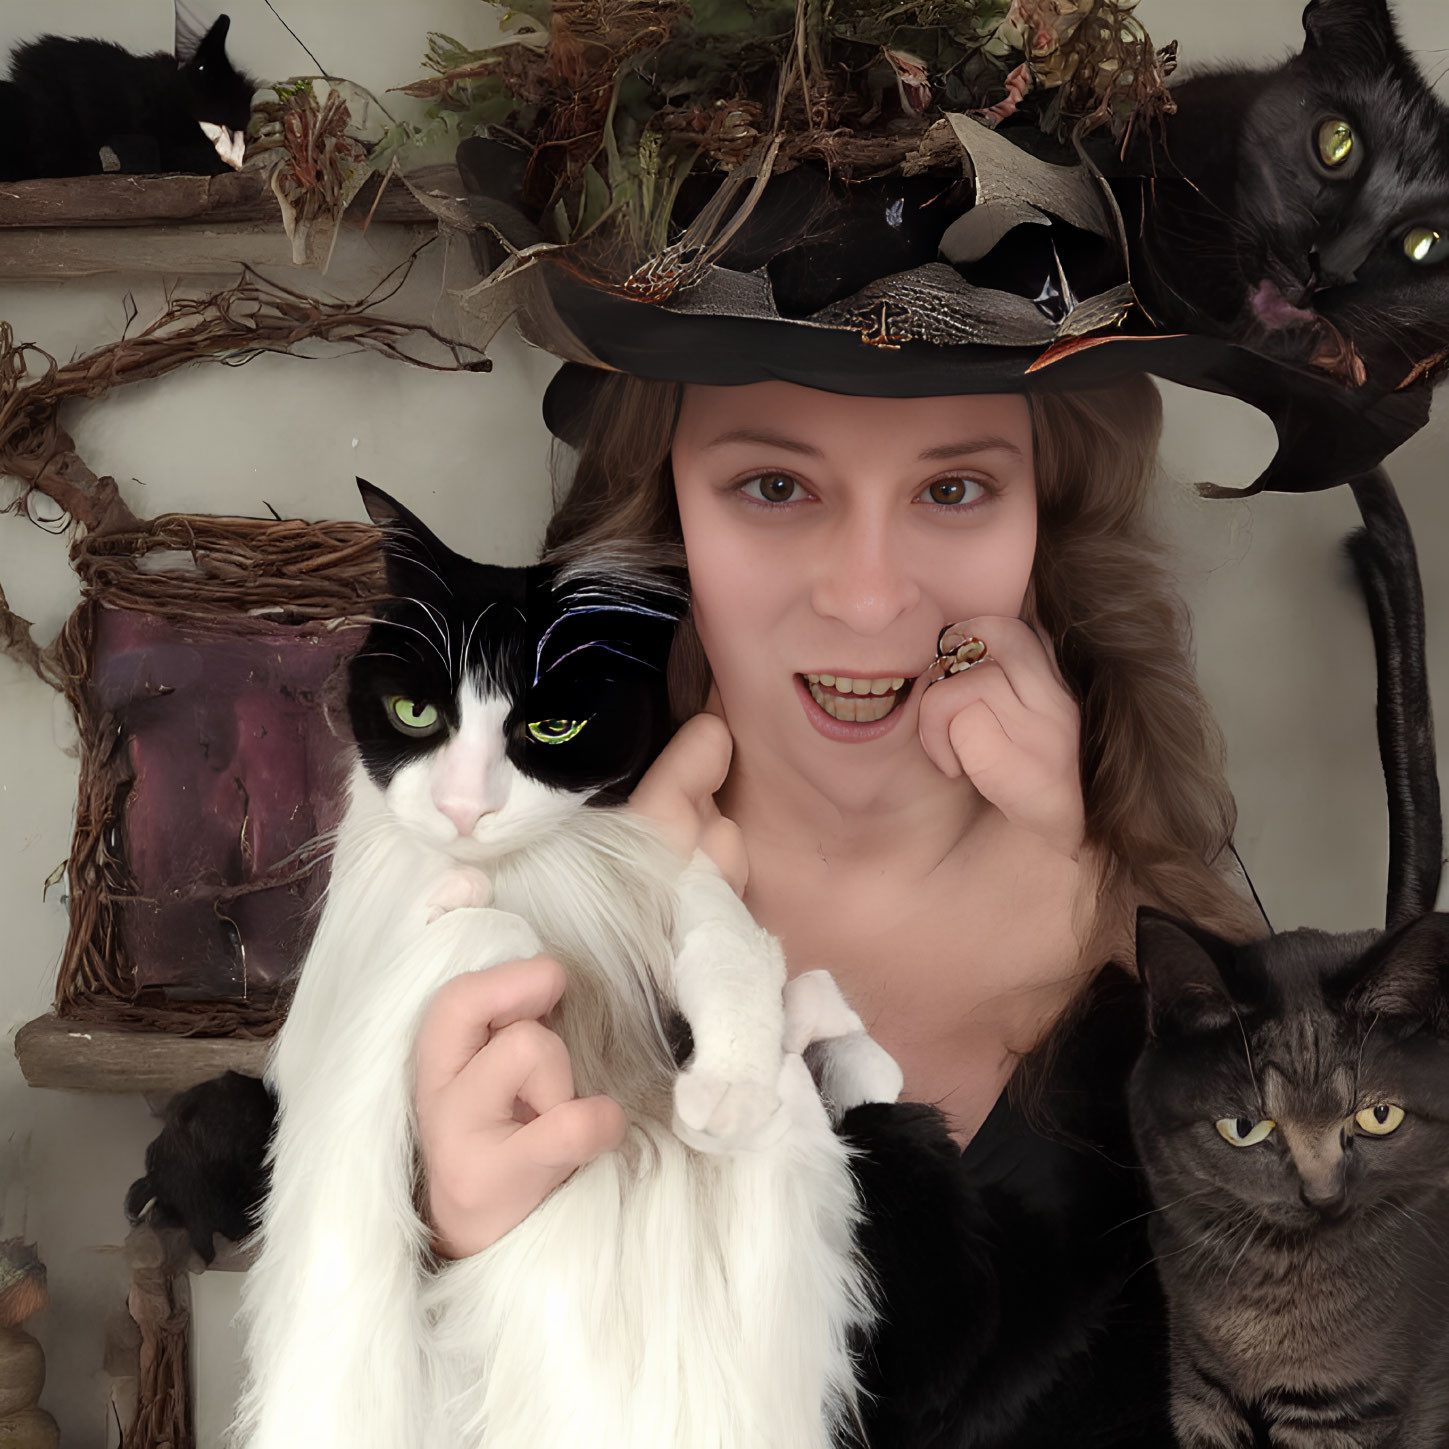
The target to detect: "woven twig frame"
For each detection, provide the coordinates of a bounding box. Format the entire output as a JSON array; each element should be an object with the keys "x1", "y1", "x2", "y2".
[{"x1": 50, "y1": 512, "x2": 384, "y2": 1036}]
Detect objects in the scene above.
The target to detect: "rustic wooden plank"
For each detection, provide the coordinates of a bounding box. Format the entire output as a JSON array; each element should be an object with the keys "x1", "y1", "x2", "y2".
[
  {"x1": 0, "y1": 165, "x2": 460, "y2": 229},
  {"x1": 0, "y1": 218, "x2": 434, "y2": 281},
  {"x1": 14, "y1": 1014, "x2": 268, "y2": 1094}
]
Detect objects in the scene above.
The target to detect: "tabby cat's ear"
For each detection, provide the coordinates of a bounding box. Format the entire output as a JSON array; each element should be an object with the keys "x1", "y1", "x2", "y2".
[
  {"x1": 1302, "y1": 0, "x2": 1399, "y2": 71},
  {"x1": 1341, "y1": 911, "x2": 1449, "y2": 1026},
  {"x1": 357, "y1": 478, "x2": 455, "y2": 601},
  {"x1": 1136, "y1": 908, "x2": 1240, "y2": 1036}
]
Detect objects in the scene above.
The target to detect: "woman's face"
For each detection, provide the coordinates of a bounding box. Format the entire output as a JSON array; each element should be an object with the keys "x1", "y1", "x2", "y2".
[{"x1": 672, "y1": 381, "x2": 1038, "y2": 806}]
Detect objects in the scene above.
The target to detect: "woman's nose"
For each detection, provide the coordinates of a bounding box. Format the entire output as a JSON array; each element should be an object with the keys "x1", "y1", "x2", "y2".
[{"x1": 808, "y1": 512, "x2": 919, "y2": 634}]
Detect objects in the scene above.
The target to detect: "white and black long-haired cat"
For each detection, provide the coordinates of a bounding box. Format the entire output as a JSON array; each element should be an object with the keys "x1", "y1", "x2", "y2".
[
  {"x1": 232, "y1": 481, "x2": 899, "y2": 1449},
  {"x1": 1113, "y1": 0, "x2": 1449, "y2": 396},
  {"x1": 0, "y1": 5, "x2": 254, "y2": 180},
  {"x1": 1130, "y1": 469, "x2": 1449, "y2": 1448}
]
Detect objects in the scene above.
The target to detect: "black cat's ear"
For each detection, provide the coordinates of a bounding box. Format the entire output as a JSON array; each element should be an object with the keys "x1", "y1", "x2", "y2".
[
  {"x1": 1301, "y1": 0, "x2": 1399, "y2": 70},
  {"x1": 1341, "y1": 911, "x2": 1449, "y2": 1026},
  {"x1": 357, "y1": 478, "x2": 456, "y2": 601},
  {"x1": 1136, "y1": 908, "x2": 1241, "y2": 1036},
  {"x1": 175, "y1": 5, "x2": 229, "y2": 66}
]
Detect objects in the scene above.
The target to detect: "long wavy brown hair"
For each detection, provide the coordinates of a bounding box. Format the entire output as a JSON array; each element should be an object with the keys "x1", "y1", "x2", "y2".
[{"x1": 545, "y1": 371, "x2": 1263, "y2": 973}]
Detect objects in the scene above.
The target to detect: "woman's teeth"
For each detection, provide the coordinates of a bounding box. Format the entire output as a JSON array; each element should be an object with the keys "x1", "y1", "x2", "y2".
[{"x1": 804, "y1": 673, "x2": 909, "y2": 723}]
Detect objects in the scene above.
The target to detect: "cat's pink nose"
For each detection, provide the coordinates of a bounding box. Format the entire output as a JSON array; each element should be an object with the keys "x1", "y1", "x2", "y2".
[{"x1": 438, "y1": 799, "x2": 489, "y2": 836}]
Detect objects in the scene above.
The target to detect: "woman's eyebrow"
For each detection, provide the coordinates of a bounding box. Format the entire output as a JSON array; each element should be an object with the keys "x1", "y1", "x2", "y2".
[
  {"x1": 702, "y1": 428, "x2": 822, "y2": 456},
  {"x1": 701, "y1": 428, "x2": 1025, "y2": 462},
  {"x1": 917, "y1": 436, "x2": 1027, "y2": 462}
]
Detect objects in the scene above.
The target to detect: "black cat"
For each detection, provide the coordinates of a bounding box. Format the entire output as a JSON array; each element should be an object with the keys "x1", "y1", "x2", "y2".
[
  {"x1": 1131, "y1": 470, "x2": 1449, "y2": 1448},
  {"x1": 0, "y1": 12, "x2": 255, "y2": 181},
  {"x1": 1112, "y1": 0, "x2": 1449, "y2": 397}
]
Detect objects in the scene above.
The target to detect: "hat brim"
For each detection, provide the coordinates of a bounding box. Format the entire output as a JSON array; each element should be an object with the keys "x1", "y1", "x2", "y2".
[{"x1": 538, "y1": 269, "x2": 1431, "y2": 495}]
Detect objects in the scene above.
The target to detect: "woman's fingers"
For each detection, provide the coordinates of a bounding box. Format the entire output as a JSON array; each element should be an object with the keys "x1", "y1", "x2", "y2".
[
  {"x1": 414, "y1": 955, "x2": 567, "y2": 1104},
  {"x1": 629, "y1": 713, "x2": 747, "y2": 891},
  {"x1": 934, "y1": 615, "x2": 1074, "y2": 719},
  {"x1": 508, "y1": 1093, "x2": 628, "y2": 1175},
  {"x1": 629, "y1": 712, "x2": 733, "y2": 852},
  {"x1": 416, "y1": 957, "x2": 629, "y2": 1258}
]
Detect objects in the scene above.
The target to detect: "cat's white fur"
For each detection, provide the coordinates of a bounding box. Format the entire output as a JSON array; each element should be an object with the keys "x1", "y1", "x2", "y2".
[{"x1": 232, "y1": 682, "x2": 901, "y2": 1449}]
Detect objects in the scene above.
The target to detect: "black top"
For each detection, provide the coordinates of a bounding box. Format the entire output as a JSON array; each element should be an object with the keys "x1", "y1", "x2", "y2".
[{"x1": 842, "y1": 964, "x2": 1171, "y2": 1449}]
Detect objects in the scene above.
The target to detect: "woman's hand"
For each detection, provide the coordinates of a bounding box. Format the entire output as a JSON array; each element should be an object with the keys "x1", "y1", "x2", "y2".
[
  {"x1": 917, "y1": 615, "x2": 1085, "y2": 860},
  {"x1": 628, "y1": 711, "x2": 748, "y2": 894},
  {"x1": 415, "y1": 955, "x2": 627, "y2": 1260}
]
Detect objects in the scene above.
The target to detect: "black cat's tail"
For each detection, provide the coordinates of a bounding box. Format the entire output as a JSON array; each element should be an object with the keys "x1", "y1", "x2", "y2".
[{"x1": 1347, "y1": 469, "x2": 1443, "y2": 929}]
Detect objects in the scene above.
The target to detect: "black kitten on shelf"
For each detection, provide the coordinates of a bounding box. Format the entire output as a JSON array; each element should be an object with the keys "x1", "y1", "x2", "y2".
[{"x1": 0, "y1": 7, "x2": 255, "y2": 181}]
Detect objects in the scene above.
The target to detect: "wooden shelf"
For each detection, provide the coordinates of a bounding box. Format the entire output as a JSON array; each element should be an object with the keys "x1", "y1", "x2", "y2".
[
  {"x1": 0, "y1": 167, "x2": 451, "y2": 229},
  {"x1": 14, "y1": 1013, "x2": 268, "y2": 1094},
  {"x1": 0, "y1": 164, "x2": 466, "y2": 280}
]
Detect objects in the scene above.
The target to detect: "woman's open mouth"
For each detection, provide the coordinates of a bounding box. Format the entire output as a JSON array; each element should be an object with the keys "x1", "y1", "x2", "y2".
[{"x1": 802, "y1": 672, "x2": 912, "y2": 724}]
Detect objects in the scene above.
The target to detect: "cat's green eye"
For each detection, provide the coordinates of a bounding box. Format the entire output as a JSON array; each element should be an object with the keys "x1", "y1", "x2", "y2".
[
  {"x1": 384, "y1": 695, "x2": 442, "y2": 737},
  {"x1": 1354, "y1": 1103, "x2": 1405, "y2": 1136},
  {"x1": 1403, "y1": 227, "x2": 1449, "y2": 266},
  {"x1": 1215, "y1": 1116, "x2": 1276, "y2": 1147},
  {"x1": 1315, "y1": 117, "x2": 1356, "y2": 169},
  {"x1": 527, "y1": 718, "x2": 587, "y2": 745}
]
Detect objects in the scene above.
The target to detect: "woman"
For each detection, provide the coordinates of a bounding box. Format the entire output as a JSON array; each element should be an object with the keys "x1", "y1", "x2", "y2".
[{"x1": 415, "y1": 370, "x2": 1263, "y2": 1444}]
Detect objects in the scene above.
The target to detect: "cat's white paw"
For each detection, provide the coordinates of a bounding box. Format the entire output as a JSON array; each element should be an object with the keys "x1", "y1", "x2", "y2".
[
  {"x1": 781, "y1": 969, "x2": 866, "y2": 1054},
  {"x1": 672, "y1": 850, "x2": 751, "y2": 944},
  {"x1": 781, "y1": 970, "x2": 903, "y2": 1120},
  {"x1": 426, "y1": 867, "x2": 494, "y2": 922},
  {"x1": 673, "y1": 1066, "x2": 782, "y2": 1153},
  {"x1": 806, "y1": 1032, "x2": 904, "y2": 1119}
]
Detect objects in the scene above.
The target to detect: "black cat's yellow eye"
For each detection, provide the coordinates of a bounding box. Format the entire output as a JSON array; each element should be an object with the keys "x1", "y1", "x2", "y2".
[
  {"x1": 1215, "y1": 1116, "x2": 1276, "y2": 1147},
  {"x1": 1353, "y1": 1103, "x2": 1405, "y2": 1136},
  {"x1": 527, "y1": 718, "x2": 587, "y2": 745},
  {"x1": 384, "y1": 695, "x2": 442, "y2": 737},
  {"x1": 1403, "y1": 227, "x2": 1449, "y2": 265},
  {"x1": 1315, "y1": 117, "x2": 1356, "y2": 169}
]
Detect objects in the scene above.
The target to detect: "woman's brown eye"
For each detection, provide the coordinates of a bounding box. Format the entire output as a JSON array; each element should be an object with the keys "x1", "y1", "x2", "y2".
[
  {"x1": 928, "y1": 478, "x2": 968, "y2": 505},
  {"x1": 752, "y1": 474, "x2": 797, "y2": 503}
]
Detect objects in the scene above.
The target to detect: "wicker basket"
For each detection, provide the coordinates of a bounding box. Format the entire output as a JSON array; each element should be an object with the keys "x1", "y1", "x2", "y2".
[{"x1": 50, "y1": 512, "x2": 384, "y2": 1037}]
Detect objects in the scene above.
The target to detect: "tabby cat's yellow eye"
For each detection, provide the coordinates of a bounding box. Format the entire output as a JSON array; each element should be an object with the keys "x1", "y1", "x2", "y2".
[
  {"x1": 527, "y1": 718, "x2": 587, "y2": 745},
  {"x1": 1403, "y1": 227, "x2": 1449, "y2": 265},
  {"x1": 1354, "y1": 1103, "x2": 1405, "y2": 1136},
  {"x1": 1215, "y1": 1116, "x2": 1276, "y2": 1147},
  {"x1": 1316, "y1": 118, "x2": 1355, "y2": 168},
  {"x1": 385, "y1": 695, "x2": 442, "y2": 737}
]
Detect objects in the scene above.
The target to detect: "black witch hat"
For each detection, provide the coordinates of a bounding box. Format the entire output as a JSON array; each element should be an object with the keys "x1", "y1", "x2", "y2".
[{"x1": 432, "y1": 0, "x2": 1445, "y2": 495}]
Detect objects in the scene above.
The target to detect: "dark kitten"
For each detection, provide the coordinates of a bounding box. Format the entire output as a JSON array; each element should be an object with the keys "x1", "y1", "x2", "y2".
[
  {"x1": 0, "y1": 11, "x2": 255, "y2": 180},
  {"x1": 1131, "y1": 470, "x2": 1449, "y2": 1448},
  {"x1": 1113, "y1": 0, "x2": 1449, "y2": 394},
  {"x1": 125, "y1": 1070, "x2": 275, "y2": 1263}
]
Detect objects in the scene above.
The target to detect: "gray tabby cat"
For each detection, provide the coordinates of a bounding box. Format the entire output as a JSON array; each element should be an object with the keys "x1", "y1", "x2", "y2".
[{"x1": 1130, "y1": 470, "x2": 1449, "y2": 1448}]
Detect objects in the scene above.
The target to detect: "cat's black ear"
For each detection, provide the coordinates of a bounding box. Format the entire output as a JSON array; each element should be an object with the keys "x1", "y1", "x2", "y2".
[
  {"x1": 357, "y1": 478, "x2": 457, "y2": 601},
  {"x1": 1301, "y1": 0, "x2": 1400, "y2": 70},
  {"x1": 1341, "y1": 911, "x2": 1449, "y2": 1026},
  {"x1": 175, "y1": 5, "x2": 229, "y2": 66},
  {"x1": 1136, "y1": 908, "x2": 1241, "y2": 1036}
]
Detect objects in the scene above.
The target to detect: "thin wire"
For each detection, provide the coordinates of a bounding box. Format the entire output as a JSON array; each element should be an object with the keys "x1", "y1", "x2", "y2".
[
  {"x1": 263, "y1": 0, "x2": 328, "y2": 76},
  {"x1": 1229, "y1": 839, "x2": 1273, "y2": 935}
]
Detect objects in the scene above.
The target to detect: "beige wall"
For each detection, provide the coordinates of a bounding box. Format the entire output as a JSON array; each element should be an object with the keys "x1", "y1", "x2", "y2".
[{"x1": 2, "y1": 1, "x2": 1448, "y2": 1443}]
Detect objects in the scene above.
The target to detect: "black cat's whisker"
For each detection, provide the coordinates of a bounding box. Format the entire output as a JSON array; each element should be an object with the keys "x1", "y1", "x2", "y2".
[
  {"x1": 369, "y1": 615, "x2": 451, "y2": 673},
  {"x1": 460, "y1": 604, "x2": 497, "y2": 672},
  {"x1": 413, "y1": 597, "x2": 454, "y2": 668},
  {"x1": 382, "y1": 536, "x2": 455, "y2": 597}
]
